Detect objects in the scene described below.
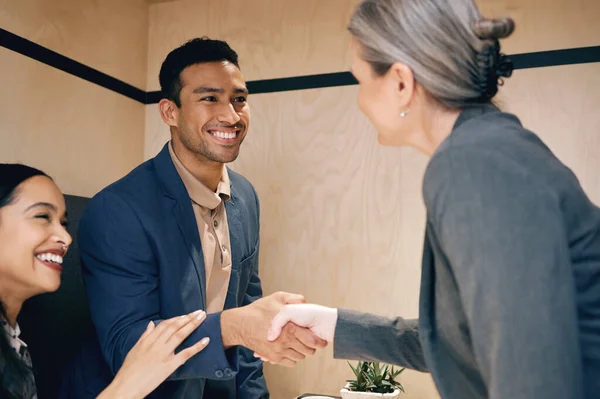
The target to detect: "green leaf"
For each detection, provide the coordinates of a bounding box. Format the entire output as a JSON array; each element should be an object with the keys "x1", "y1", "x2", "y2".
[{"x1": 346, "y1": 361, "x2": 405, "y2": 394}]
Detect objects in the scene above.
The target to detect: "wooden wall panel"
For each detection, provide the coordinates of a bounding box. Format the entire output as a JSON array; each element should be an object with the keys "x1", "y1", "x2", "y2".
[
  {"x1": 0, "y1": 0, "x2": 148, "y2": 197},
  {"x1": 144, "y1": 0, "x2": 600, "y2": 397},
  {"x1": 0, "y1": 48, "x2": 145, "y2": 197},
  {"x1": 146, "y1": 0, "x2": 358, "y2": 88},
  {"x1": 478, "y1": 0, "x2": 600, "y2": 53},
  {"x1": 0, "y1": 0, "x2": 149, "y2": 88}
]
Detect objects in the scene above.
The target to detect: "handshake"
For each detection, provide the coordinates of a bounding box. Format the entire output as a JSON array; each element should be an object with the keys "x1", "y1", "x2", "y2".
[
  {"x1": 96, "y1": 293, "x2": 336, "y2": 398},
  {"x1": 220, "y1": 292, "x2": 338, "y2": 367}
]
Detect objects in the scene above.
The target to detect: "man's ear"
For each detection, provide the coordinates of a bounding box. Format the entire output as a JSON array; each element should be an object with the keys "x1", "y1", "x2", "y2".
[{"x1": 158, "y1": 99, "x2": 179, "y2": 128}]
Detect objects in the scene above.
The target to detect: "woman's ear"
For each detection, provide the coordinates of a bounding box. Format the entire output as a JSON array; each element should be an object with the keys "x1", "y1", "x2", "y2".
[{"x1": 388, "y1": 62, "x2": 415, "y2": 109}]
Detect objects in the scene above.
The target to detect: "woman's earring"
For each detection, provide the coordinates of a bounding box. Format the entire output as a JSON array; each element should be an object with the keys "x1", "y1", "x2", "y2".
[{"x1": 400, "y1": 109, "x2": 409, "y2": 118}]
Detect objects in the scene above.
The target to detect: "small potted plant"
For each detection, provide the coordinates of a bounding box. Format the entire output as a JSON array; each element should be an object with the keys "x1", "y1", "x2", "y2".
[{"x1": 340, "y1": 361, "x2": 405, "y2": 399}]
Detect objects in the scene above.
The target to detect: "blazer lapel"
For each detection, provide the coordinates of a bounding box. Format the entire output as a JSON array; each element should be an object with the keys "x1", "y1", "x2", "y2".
[
  {"x1": 172, "y1": 201, "x2": 207, "y2": 307},
  {"x1": 154, "y1": 144, "x2": 207, "y2": 308},
  {"x1": 224, "y1": 181, "x2": 242, "y2": 309}
]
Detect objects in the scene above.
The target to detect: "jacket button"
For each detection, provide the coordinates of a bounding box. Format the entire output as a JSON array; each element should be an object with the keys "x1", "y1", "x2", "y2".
[
  {"x1": 215, "y1": 370, "x2": 224, "y2": 378},
  {"x1": 224, "y1": 368, "x2": 233, "y2": 377}
]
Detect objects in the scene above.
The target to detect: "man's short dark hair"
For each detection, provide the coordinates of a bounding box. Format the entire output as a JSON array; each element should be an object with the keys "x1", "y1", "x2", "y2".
[{"x1": 159, "y1": 37, "x2": 240, "y2": 107}]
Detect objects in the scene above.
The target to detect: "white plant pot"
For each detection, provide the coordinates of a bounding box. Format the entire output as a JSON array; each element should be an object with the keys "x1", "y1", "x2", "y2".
[{"x1": 340, "y1": 384, "x2": 401, "y2": 399}]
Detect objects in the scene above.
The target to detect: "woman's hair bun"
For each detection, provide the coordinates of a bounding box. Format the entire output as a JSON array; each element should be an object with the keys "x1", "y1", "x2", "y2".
[{"x1": 473, "y1": 17, "x2": 515, "y2": 40}]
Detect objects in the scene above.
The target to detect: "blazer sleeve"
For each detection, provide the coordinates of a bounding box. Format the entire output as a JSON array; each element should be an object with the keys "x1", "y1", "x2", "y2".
[
  {"x1": 333, "y1": 309, "x2": 428, "y2": 372},
  {"x1": 78, "y1": 188, "x2": 240, "y2": 382}
]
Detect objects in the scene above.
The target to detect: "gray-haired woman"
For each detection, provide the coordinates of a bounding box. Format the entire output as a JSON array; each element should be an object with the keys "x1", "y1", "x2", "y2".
[{"x1": 264, "y1": 0, "x2": 600, "y2": 398}]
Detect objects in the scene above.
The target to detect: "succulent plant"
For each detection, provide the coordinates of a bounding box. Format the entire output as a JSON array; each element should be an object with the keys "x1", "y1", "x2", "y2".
[{"x1": 346, "y1": 361, "x2": 405, "y2": 394}]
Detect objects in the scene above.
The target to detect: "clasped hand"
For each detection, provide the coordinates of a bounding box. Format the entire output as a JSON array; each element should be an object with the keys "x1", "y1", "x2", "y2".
[
  {"x1": 245, "y1": 299, "x2": 338, "y2": 366},
  {"x1": 224, "y1": 292, "x2": 329, "y2": 367}
]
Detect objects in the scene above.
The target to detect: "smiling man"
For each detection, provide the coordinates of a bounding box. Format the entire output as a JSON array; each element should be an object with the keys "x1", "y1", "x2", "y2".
[{"x1": 62, "y1": 38, "x2": 327, "y2": 399}]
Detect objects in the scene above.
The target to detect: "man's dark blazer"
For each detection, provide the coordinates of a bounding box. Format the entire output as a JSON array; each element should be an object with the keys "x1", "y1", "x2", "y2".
[{"x1": 60, "y1": 143, "x2": 268, "y2": 398}]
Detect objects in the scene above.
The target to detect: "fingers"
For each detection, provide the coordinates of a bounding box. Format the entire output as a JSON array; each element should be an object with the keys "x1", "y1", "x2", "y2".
[
  {"x1": 271, "y1": 291, "x2": 305, "y2": 304},
  {"x1": 267, "y1": 307, "x2": 291, "y2": 341},
  {"x1": 281, "y1": 292, "x2": 306, "y2": 305},
  {"x1": 293, "y1": 326, "x2": 328, "y2": 350},
  {"x1": 253, "y1": 353, "x2": 273, "y2": 364},
  {"x1": 257, "y1": 324, "x2": 318, "y2": 367},
  {"x1": 165, "y1": 311, "x2": 207, "y2": 350},
  {"x1": 288, "y1": 339, "x2": 314, "y2": 357},
  {"x1": 152, "y1": 310, "x2": 206, "y2": 344},
  {"x1": 254, "y1": 354, "x2": 299, "y2": 367},
  {"x1": 255, "y1": 349, "x2": 304, "y2": 364},
  {"x1": 254, "y1": 347, "x2": 306, "y2": 367},
  {"x1": 277, "y1": 323, "x2": 315, "y2": 357},
  {"x1": 174, "y1": 336, "x2": 210, "y2": 365},
  {"x1": 139, "y1": 321, "x2": 155, "y2": 341},
  {"x1": 282, "y1": 348, "x2": 305, "y2": 362}
]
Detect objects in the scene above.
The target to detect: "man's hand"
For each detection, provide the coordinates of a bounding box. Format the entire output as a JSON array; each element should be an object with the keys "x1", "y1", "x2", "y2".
[{"x1": 221, "y1": 292, "x2": 327, "y2": 367}]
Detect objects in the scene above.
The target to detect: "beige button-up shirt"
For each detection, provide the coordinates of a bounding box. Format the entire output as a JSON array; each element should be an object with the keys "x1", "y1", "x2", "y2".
[{"x1": 169, "y1": 143, "x2": 232, "y2": 314}]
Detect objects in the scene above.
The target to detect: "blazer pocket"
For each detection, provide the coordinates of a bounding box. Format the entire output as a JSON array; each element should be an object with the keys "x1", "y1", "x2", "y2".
[
  {"x1": 238, "y1": 240, "x2": 259, "y2": 266},
  {"x1": 236, "y1": 244, "x2": 259, "y2": 295}
]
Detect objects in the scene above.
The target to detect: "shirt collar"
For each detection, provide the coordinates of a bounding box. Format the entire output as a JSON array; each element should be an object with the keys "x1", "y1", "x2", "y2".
[
  {"x1": 1, "y1": 317, "x2": 20, "y2": 338},
  {"x1": 1, "y1": 317, "x2": 27, "y2": 353},
  {"x1": 168, "y1": 142, "x2": 230, "y2": 210}
]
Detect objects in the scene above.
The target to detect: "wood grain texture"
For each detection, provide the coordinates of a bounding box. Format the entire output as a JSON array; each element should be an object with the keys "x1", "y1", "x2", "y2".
[
  {"x1": 477, "y1": 0, "x2": 600, "y2": 54},
  {"x1": 0, "y1": 0, "x2": 148, "y2": 197},
  {"x1": 146, "y1": 0, "x2": 358, "y2": 88},
  {"x1": 0, "y1": 0, "x2": 149, "y2": 88},
  {"x1": 146, "y1": 0, "x2": 178, "y2": 4},
  {"x1": 0, "y1": 47, "x2": 145, "y2": 198}
]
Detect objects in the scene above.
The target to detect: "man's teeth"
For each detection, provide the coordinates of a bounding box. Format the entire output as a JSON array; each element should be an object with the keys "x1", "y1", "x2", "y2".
[
  {"x1": 213, "y1": 131, "x2": 237, "y2": 139},
  {"x1": 36, "y1": 253, "x2": 63, "y2": 265}
]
